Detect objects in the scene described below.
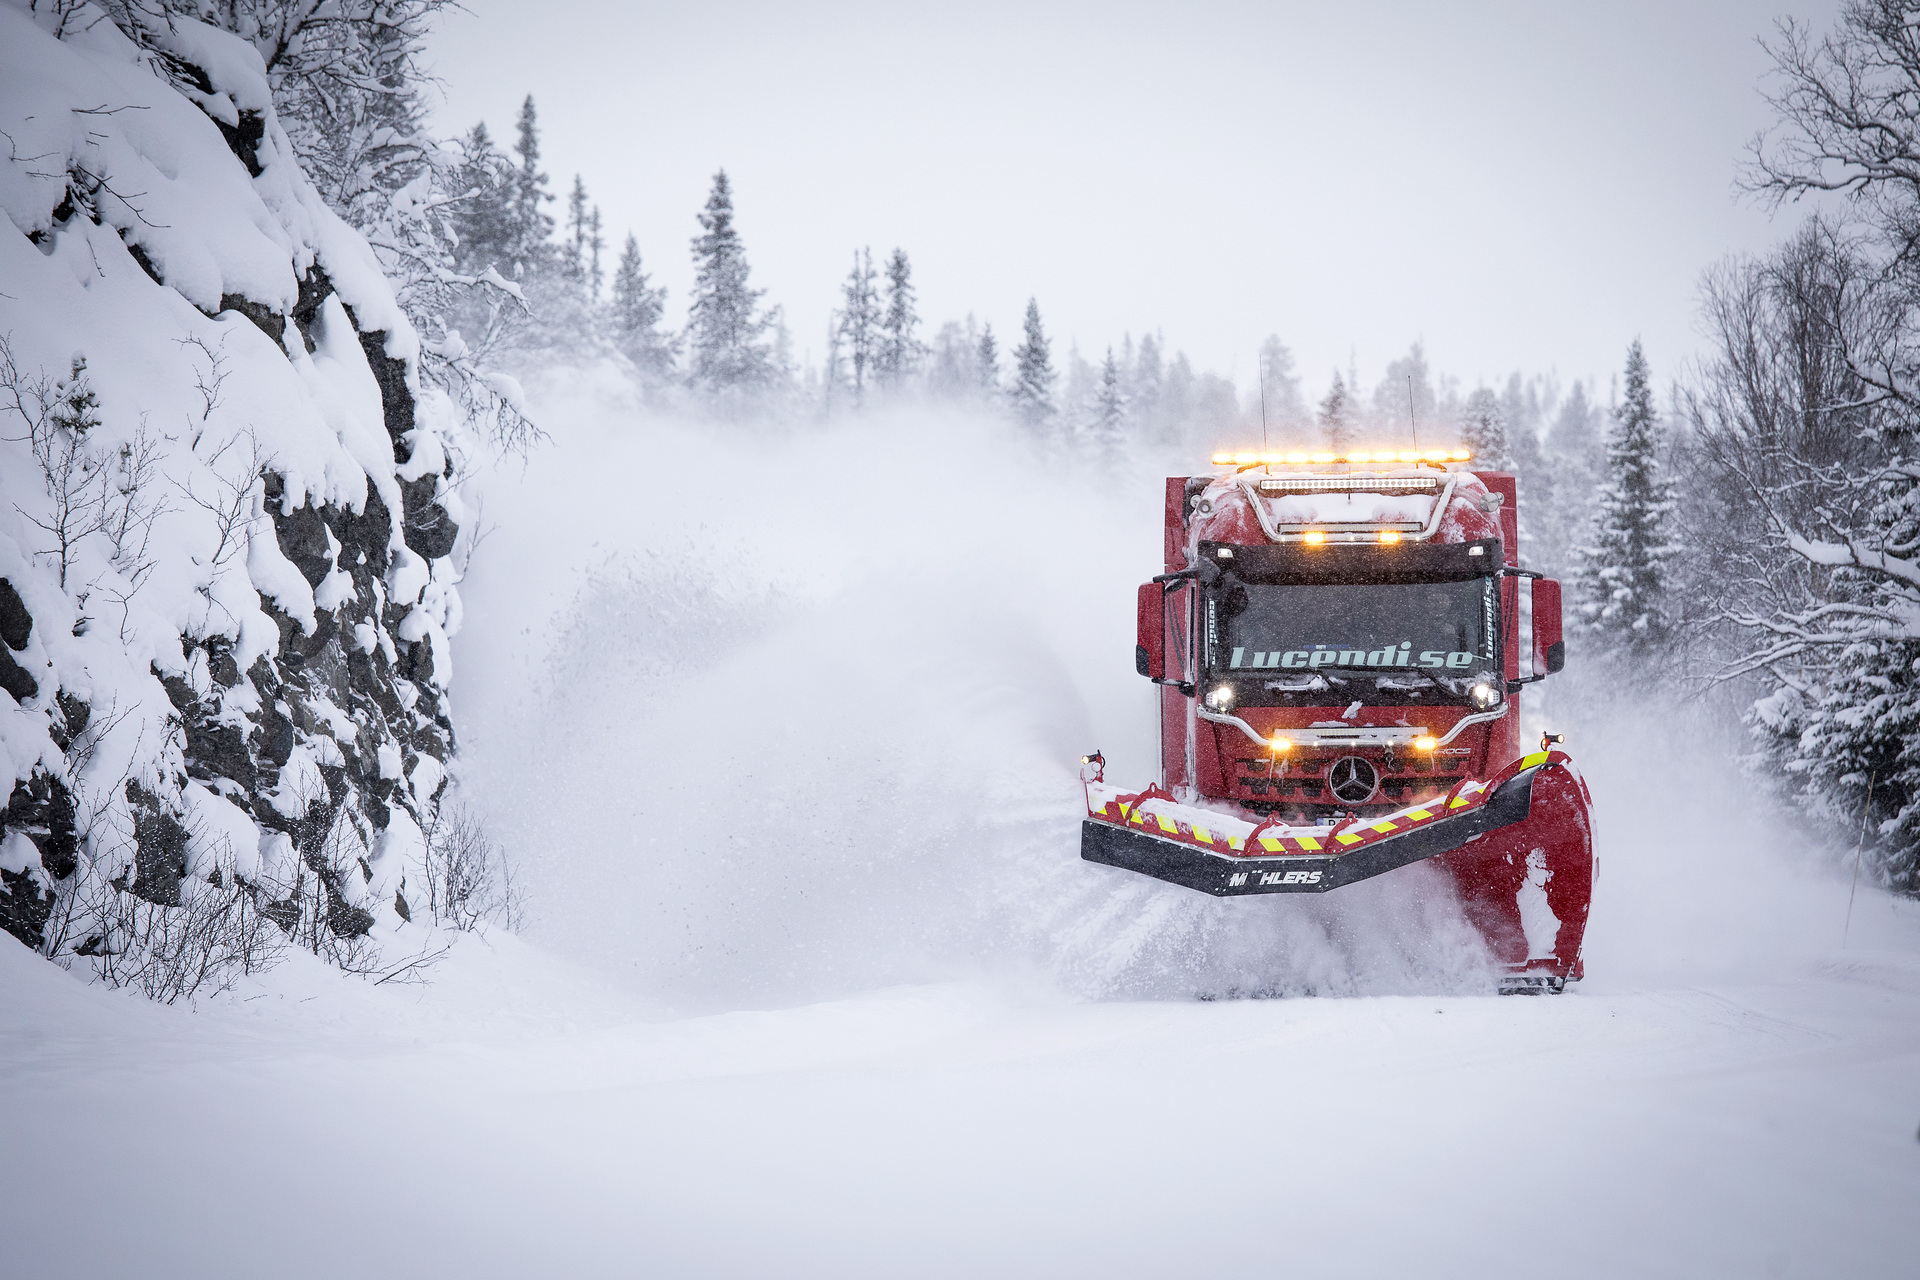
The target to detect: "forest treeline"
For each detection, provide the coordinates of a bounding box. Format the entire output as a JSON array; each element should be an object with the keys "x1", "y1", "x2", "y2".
[{"x1": 131, "y1": 0, "x2": 1920, "y2": 894}]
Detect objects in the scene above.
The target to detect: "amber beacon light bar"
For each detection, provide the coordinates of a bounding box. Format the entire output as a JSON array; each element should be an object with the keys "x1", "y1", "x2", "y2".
[{"x1": 1212, "y1": 448, "x2": 1473, "y2": 466}]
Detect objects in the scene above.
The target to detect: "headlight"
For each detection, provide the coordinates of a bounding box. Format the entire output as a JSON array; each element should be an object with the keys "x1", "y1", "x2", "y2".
[
  {"x1": 1470, "y1": 679, "x2": 1501, "y2": 709},
  {"x1": 1206, "y1": 684, "x2": 1234, "y2": 710}
]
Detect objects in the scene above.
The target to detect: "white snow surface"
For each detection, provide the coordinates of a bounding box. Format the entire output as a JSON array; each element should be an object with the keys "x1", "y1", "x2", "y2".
[{"x1": 3, "y1": 369, "x2": 1918, "y2": 1276}]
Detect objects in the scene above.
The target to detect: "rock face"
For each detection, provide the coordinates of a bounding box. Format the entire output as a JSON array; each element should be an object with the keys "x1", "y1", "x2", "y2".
[{"x1": 0, "y1": 3, "x2": 464, "y2": 956}]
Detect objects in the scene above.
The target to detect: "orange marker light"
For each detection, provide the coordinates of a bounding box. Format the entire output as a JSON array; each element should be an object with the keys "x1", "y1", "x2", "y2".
[
  {"x1": 1302, "y1": 530, "x2": 1327, "y2": 545},
  {"x1": 1212, "y1": 452, "x2": 1233, "y2": 465},
  {"x1": 1413, "y1": 735, "x2": 1438, "y2": 752},
  {"x1": 1310, "y1": 452, "x2": 1336, "y2": 464},
  {"x1": 1378, "y1": 530, "x2": 1402, "y2": 544},
  {"x1": 1270, "y1": 736, "x2": 1293, "y2": 753}
]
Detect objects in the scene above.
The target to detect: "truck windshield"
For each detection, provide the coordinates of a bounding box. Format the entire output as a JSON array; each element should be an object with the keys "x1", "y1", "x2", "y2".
[{"x1": 1207, "y1": 579, "x2": 1495, "y2": 678}]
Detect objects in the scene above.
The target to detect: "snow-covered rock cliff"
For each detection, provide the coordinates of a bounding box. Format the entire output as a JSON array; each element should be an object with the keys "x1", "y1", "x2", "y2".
[{"x1": 0, "y1": 0, "x2": 466, "y2": 969}]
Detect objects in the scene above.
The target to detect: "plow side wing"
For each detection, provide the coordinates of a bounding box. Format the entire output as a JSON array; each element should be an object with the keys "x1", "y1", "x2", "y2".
[{"x1": 1081, "y1": 760, "x2": 1557, "y2": 896}]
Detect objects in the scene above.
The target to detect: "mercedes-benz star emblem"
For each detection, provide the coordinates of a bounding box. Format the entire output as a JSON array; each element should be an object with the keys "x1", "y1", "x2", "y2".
[{"x1": 1329, "y1": 756, "x2": 1379, "y2": 804}]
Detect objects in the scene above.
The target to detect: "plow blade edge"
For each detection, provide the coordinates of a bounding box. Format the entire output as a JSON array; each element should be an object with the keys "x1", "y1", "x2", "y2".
[{"x1": 1081, "y1": 766, "x2": 1541, "y2": 896}]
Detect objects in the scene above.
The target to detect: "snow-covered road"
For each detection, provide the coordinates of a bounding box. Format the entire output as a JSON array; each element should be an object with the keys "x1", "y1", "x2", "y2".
[
  {"x1": 3, "y1": 925, "x2": 1916, "y2": 1278},
  {"x1": 4, "y1": 377, "x2": 1917, "y2": 1277}
]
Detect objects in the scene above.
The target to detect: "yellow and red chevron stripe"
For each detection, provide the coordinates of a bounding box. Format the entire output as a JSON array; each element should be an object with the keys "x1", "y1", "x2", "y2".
[{"x1": 1083, "y1": 751, "x2": 1574, "y2": 860}]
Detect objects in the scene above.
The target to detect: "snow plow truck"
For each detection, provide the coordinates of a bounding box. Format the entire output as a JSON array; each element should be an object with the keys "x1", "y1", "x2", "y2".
[{"x1": 1080, "y1": 447, "x2": 1594, "y2": 992}]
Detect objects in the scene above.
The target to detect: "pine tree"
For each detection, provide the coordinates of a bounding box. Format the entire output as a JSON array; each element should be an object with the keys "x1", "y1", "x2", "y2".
[
  {"x1": 448, "y1": 121, "x2": 516, "y2": 279},
  {"x1": 836, "y1": 247, "x2": 880, "y2": 406},
  {"x1": 511, "y1": 95, "x2": 554, "y2": 276},
  {"x1": 565, "y1": 175, "x2": 590, "y2": 281},
  {"x1": 876, "y1": 248, "x2": 925, "y2": 390},
  {"x1": 589, "y1": 207, "x2": 605, "y2": 302},
  {"x1": 1009, "y1": 299, "x2": 1055, "y2": 430},
  {"x1": 976, "y1": 323, "x2": 999, "y2": 399},
  {"x1": 610, "y1": 232, "x2": 673, "y2": 380},
  {"x1": 1319, "y1": 372, "x2": 1354, "y2": 451},
  {"x1": 1572, "y1": 340, "x2": 1677, "y2": 651},
  {"x1": 1087, "y1": 347, "x2": 1127, "y2": 454},
  {"x1": 1458, "y1": 387, "x2": 1513, "y2": 469},
  {"x1": 1257, "y1": 335, "x2": 1305, "y2": 439},
  {"x1": 685, "y1": 169, "x2": 776, "y2": 396}
]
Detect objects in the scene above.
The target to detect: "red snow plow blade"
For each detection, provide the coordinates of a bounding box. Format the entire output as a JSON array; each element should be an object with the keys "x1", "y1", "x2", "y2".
[{"x1": 1080, "y1": 749, "x2": 1594, "y2": 985}]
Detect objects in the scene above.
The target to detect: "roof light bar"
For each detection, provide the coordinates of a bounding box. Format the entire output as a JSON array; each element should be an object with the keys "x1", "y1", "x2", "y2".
[{"x1": 1211, "y1": 448, "x2": 1471, "y2": 467}]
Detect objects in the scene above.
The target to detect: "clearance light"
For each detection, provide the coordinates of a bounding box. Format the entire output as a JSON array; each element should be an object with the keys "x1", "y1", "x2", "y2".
[
  {"x1": 1234, "y1": 451, "x2": 1259, "y2": 465},
  {"x1": 1212, "y1": 452, "x2": 1233, "y2": 465},
  {"x1": 1450, "y1": 448, "x2": 1472, "y2": 461},
  {"x1": 1285, "y1": 451, "x2": 1310, "y2": 464},
  {"x1": 1413, "y1": 735, "x2": 1438, "y2": 752},
  {"x1": 1301, "y1": 530, "x2": 1327, "y2": 545},
  {"x1": 1311, "y1": 452, "x2": 1336, "y2": 464},
  {"x1": 1378, "y1": 530, "x2": 1402, "y2": 544},
  {"x1": 1270, "y1": 735, "x2": 1293, "y2": 753},
  {"x1": 1348, "y1": 451, "x2": 1372, "y2": 462}
]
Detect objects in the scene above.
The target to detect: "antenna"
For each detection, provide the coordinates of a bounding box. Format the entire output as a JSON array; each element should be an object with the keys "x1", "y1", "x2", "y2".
[
  {"x1": 1259, "y1": 349, "x2": 1271, "y2": 473},
  {"x1": 1407, "y1": 374, "x2": 1419, "y2": 456}
]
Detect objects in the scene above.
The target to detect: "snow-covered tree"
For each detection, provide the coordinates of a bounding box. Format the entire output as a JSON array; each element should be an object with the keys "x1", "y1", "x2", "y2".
[
  {"x1": 117, "y1": 2, "x2": 535, "y2": 448},
  {"x1": 1572, "y1": 341, "x2": 1677, "y2": 651},
  {"x1": 1459, "y1": 387, "x2": 1513, "y2": 470},
  {"x1": 877, "y1": 249, "x2": 925, "y2": 391},
  {"x1": 1257, "y1": 335, "x2": 1306, "y2": 441},
  {"x1": 836, "y1": 248, "x2": 880, "y2": 406},
  {"x1": 1009, "y1": 299, "x2": 1056, "y2": 431},
  {"x1": 511, "y1": 96, "x2": 555, "y2": 277},
  {"x1": 977, "y1": 323, "x2": 1000, "y2": 400},
  {"x1": 565, "y1": 175, "x2": 591, "y2": 281},
  {"x1": 1319, "y1": 372, "x2": 1355, "y2": 451},
  {"x1": 589, "y1": 208, "x2": 605, "y2": 302},
  {"x1": 1374, "y1": 343, "x2": 1438, "y2": 439},
  {"x1": 1085, "y1": 347, "x2": 1127, "y2": 455},
  {"x1": 610, "y1": 233, "x2": 674, "y2": 382},
  {"x1": 685, "y1": 170, "x2": 778, "y2": 399}
]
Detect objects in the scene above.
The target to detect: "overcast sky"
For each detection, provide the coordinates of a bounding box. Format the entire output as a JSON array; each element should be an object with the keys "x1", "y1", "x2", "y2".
[{"x1": 426, "y1": 0, "x2": 1841, "y2": 404}]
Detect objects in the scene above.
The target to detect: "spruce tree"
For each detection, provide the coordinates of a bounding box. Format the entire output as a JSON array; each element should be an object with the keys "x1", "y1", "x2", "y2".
[
  {"x1": 876, "y1": 248, "x2": 925, "y2": 390},
  {"x1": 510, "y1": 96, "x2": 554, "y2": 276},
  {"x1": 836, "y1": 247, "x2": 880, "y2": 405},
  {"x1": 1088, "y1": 347, "x2": 1127, "y2": 453},
  {"x1": 685, "y1": 169, "x2": 776, "y2": 396},
  {"x1": 448, "y1": 122, "x2": 515, "y2": 278},
  {"x1": 565, "y1": 175, "x2": 590, "y2": 280},
  {"x1": 589, "y1": 207, "x2": 605, "y2": 302},
  {"x1": 1319, "y1": 373, "x2": 1354, "y2": 451},
  {"x1": 1009, "y1": 298, "x2": 1055, "y2": 430},
  {"x1": 976, "y1": 323, "x2": 999, "y2": 399},
  {"x1": 611, "y1": 232, "x2": 673, "y2": 380},
  {"x1": 1458, "y1": 387, "x2": 1513, "y2": 469},
  {"x1": 1572, "y1": 340, "x2": 1677, "y2": 651}
]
